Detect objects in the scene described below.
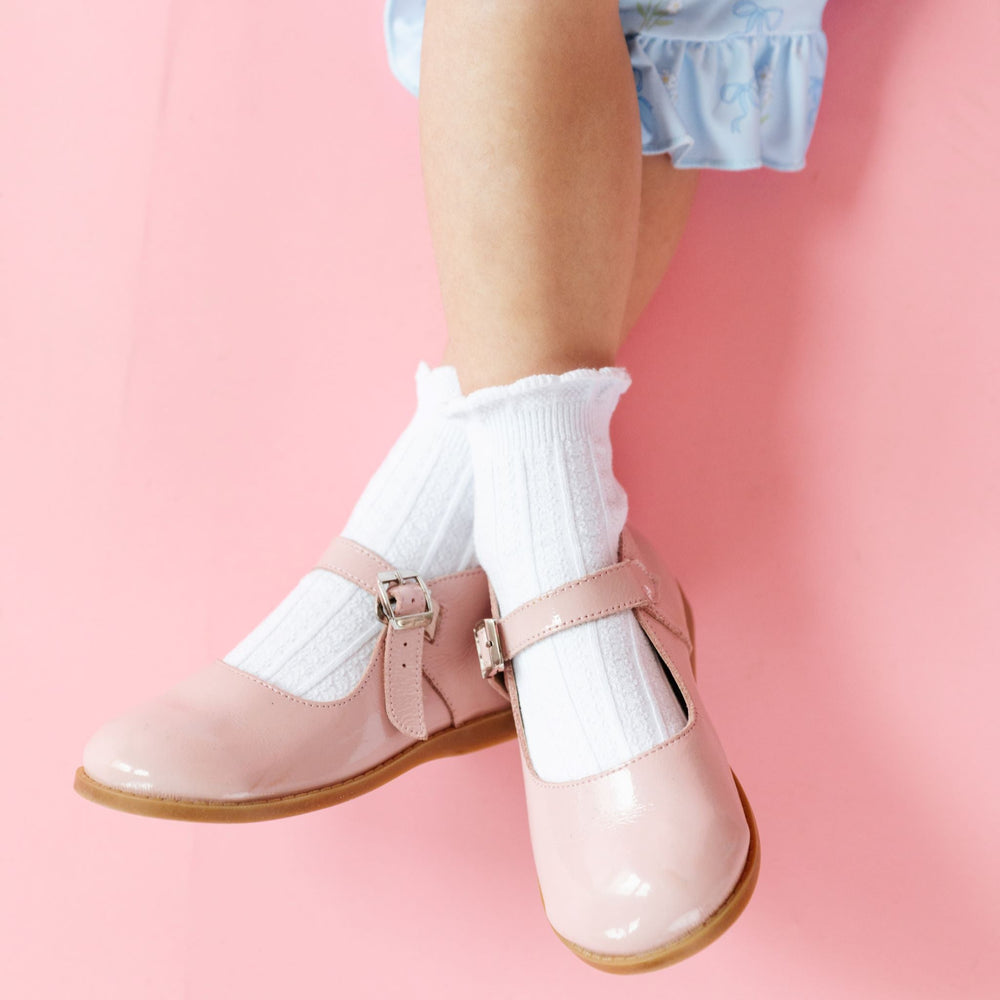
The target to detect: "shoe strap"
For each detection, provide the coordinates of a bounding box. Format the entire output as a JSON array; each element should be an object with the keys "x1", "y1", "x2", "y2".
[
  {"x1": 316, "y1": 536, "x2": 440, "y2": 742},
  {"x1": 474, "y1": 558, "x2": 659, "y2": 679},
  {"x1": 315, "y1": 536, "x2": 398, "y2": 595}
]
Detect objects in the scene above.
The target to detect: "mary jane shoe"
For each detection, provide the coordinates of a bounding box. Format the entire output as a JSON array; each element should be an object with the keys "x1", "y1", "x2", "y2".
[
  {"x1": 473, "y1": 522, "x2": 760, "y2": 973},
  {"x1": 75, "y1": 536, "x2": 514, "y2": 821}
]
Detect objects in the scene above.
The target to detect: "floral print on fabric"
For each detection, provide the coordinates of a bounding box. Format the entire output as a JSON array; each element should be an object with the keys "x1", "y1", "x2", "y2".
[{"x1": 637, "y1": 2, "x2": 685, "y2": 31}]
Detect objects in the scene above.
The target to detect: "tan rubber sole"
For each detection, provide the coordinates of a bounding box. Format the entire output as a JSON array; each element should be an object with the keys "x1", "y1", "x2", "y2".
[
  {"x1": 549, "y1": 773, "x2": 760, "y2": 974},
  {"x1": 73, "y1": 707, "x2": 516, "y2": 823}
]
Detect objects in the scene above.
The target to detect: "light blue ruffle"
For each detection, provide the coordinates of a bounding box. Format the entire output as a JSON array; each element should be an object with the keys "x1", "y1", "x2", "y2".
[{"x1": 383, "y1": 0, "x2": 828, "y2": 171}]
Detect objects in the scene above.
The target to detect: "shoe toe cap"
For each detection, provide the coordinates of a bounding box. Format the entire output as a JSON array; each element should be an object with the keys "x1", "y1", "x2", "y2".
[
  {"x1": 553, "y1": 804, "x2": 750, "y2": 958},
  {"x1": 80, "y1": 662, "x2": 278, "y2": 801},
  {"x1": 81, "y1": 696, "x2": 246, "y2": 801},
  {"x1": 526, "y1": 736, "x2": 753, "y2": 959}
]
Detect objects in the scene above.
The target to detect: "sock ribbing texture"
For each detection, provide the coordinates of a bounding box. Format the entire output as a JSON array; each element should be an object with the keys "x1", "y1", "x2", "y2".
[
  {"x1": 224, "y1": 361, "x2": 476, "y2": 701},
  {"x1": 447, "y1": 366, "x2": 687, "y2": 782}
]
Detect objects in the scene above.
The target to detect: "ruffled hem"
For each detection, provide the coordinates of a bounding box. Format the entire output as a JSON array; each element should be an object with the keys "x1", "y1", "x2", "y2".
[
  {"x1": 383, "y1": 1, "x2": 827, "y2": 172},
  {"x1": 627, "y1": 30, "x2": 827, "y2": 170}
]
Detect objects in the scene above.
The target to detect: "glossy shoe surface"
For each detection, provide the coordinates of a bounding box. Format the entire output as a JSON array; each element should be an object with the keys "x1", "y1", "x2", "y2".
[
  {"x1": 75, "y1": 537, "x2": 513, "y2": 821},
  {"x1": 477, "y1": 522, "x2": 758, "y2": 971}
]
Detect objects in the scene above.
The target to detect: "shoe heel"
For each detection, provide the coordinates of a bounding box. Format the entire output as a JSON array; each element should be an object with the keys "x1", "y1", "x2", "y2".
[
  {"x1": 427, "y1": 707, "x2": 516, "y2": 759},
  {"x1": 678, "y1": 585, "x2": 697, "y2": 679}
]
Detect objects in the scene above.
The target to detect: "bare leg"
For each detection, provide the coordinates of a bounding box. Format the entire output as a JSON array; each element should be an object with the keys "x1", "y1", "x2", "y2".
[
  {"x1": 422, "y1": 0, "x2": 696, "y2": 393},
  {"x1": 621, "y1": 154, "x2": 699, "y2": 343}
]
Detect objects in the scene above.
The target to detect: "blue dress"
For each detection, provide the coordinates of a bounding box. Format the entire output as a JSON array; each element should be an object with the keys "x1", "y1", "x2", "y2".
[{"x1": 383, "y1": 1, "x2": 828, "y2": 171}]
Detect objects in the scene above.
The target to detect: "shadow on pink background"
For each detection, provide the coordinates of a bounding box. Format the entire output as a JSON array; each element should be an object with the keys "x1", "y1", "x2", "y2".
[{"x1": 1, "y1": 2, "x2": 997, "y2": 997}]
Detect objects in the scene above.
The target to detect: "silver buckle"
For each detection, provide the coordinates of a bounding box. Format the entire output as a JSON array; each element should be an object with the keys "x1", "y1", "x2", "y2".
[
  {"x1": 375, "y1": 571, "x2": 434, "y2": 630},
  {"x1": 473, "y1": 618, "x2": 504, "y2": 678}
]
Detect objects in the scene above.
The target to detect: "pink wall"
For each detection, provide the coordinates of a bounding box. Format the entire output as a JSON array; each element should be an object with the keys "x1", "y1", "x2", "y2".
[{"x1": 2, "y1": 2, "x2": 997, "y2": 997}]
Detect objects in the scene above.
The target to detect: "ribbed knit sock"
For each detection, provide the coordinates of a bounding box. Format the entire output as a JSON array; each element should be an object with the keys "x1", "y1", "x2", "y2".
[
  {"x1": 224, "y1": 361, "x2": 476, "y2": 701},
  {"x1": 447, "y1": 366, "x2": 686, "y2": 782}
]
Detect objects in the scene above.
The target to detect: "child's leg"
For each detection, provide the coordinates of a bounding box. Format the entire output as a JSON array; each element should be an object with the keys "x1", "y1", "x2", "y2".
[
  {"x1": 423, "y1": 0, "x2": 697, "y2": 393},
  {"x1": 419, "y1": 0, "x2": 695, "y2": 781},
  {"x1": 623, "y1": 153, "x2": 699, "y2": 339}
]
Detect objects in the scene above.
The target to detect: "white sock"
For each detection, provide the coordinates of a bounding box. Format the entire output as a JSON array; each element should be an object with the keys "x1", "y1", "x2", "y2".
[
  {"x1": 448, "y1": 366, "x2": 686, "y2": 782},
  {"x1": 224, "y1": 361, "x2": 476, "y2": 701}
]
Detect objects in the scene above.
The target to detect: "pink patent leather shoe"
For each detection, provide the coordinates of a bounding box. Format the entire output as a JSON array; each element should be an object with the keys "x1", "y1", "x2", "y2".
[
  {"x1": 473, "y1": 522, "x2": 759, "y2": 973},
  {"x1": 74, "y1": 536, "x2": 514, "y2": 822}
]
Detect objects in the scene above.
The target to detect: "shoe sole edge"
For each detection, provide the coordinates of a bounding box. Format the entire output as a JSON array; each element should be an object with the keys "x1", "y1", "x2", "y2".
[{"x1": 72, "y1": 707, "x2": 516, "y2": 823}]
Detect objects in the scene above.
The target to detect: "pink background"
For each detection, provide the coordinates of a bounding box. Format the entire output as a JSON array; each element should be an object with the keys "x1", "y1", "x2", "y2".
[{"x1": 2, "y1": 2, "x2": 998, "y2": 997}]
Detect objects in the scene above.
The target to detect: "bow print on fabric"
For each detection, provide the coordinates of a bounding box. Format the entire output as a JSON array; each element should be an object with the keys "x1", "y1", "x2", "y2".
[
  {"x1": 720, "y1": 78, "x2": 761, "y2": 133},
  {"x1": 731, "y1": 1, "x2": 784, "y2": 35}
]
